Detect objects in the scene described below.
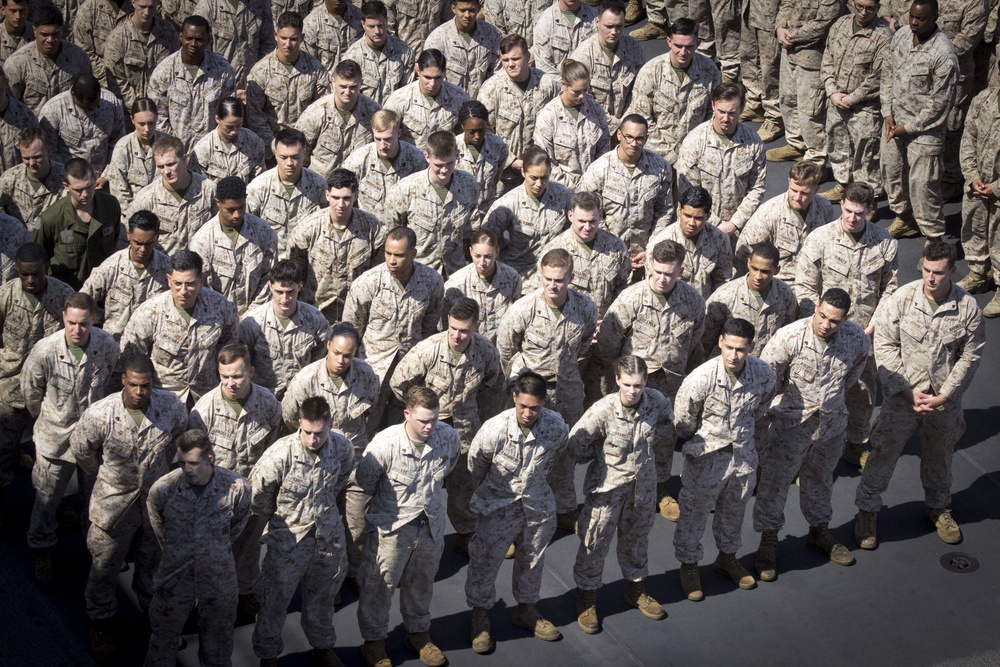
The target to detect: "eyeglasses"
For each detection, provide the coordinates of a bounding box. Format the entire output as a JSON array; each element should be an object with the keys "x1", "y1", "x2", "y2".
[
  {"x1": 621, "y1": 133, "x2": 648, "y2": 144},
  {"x1": 853, "y1": 3, "x2": 878, "y2": 13}
]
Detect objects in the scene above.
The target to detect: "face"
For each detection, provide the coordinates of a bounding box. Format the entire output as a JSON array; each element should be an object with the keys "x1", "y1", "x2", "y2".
[
  {"x1": 787, "y1": 178, "x2": 818, "y2": 212},
  {"x1": 648, "y1": 259, "x2": 682, "y2": 294},
  {"x1": 718, "y1": 334, "x2": 752, "y2": 373},
  {"x1": 922, "y1": 257, "x2": 955, "y2": 296},
  {"x1": 299, "y1": 416, "x2": 332, "y2": 452},
  {"x1": 274, "y1": 26, "x2": 302, "y2": 61},
  {"x1": 462, "y1": 117, "x2": 487, "y2": 149},
  {"x1": 404, "y1": 405, "x2": 439, "y2": 442},
  {"x1": 852, "y1": 0, "x2": 879, "y2": 26},
  {"x1": 326, "y1": 334, "x2": 358, "y2": 375},
  {"x1": 168, "y1": 268, "x2": 203, "y2": 309},
  {"x1": 64, "y1": 172, "x2": 96, "y2": 209},
  {"x1": 63, "y1": 306, "x2": 93, "y2": 347},
  {"x1": 373, "y1": 126, "x2": 400, "y2": 158},
  {"x1": 2, "y1": 1, "x2": 30, "y2": 29},
  {"x1": 678, "y1": 204, "x2": 709, "y2": 238},
  {"x1": 417, "y1": 65, "x2": 444, "y2": 97},
  {"x1": 539, "y1": 264, "x2": 571, "y2": 302},
  {"x1": 513, "y1": 391, "x2": 544, "y2": 426},
  {"x1": 362, "y1": 16, "x2": 387, "y2": 47},
  {"x1": 121, "y1": 370, "x2": 153, "y2": 410},
  {"x1": 384, "y1": 237, "x2": 416, "y2": 276},
  {"x1": 333, "y1": 74, "x2": 360, "y2": 108},
  {"x1": 617, "y1": 121, "x2": 647, "y2": 160},
  {"x1": 179, "y1": 448, "x2": 214, "y2": 485},
  {"x1": 219, "y1": 357, "x2": 254, "y2": 400},
  {"x1": 33, "y1": 22, "x2": 62, "y2": 56},
  {"x1": 20, "y1": 139, "x2": 50, "y2": 179},
  {"x1": 270, "y1": 280, "x2": 301, "y2": 316},
  {"x1": 132, "y1": 0, "x2": 157, "y2": 24},
  {"x1": 595, "y1": 9, "x2": 624, "y2": 47},
  {"x1": 132, "y1": 110, "x2": 158, "y2": 144},
  {"x1": 214, "y1": 114, "x2": 242, "y2": 142},
  {"x1": 217, "y1": 197, "x2": 246, "y2": 229},
  {"x1": 561, "y1": 76, "x2": 589, "y2": 107},
  {"x1": 155, "y1": 150, "x2": 188, "y2": 186},
  {"x1": 453, "y1": 0, "x2": 479, "y2": 30},
  {"x1": 425, "y1": 150, "x2": 457, "y2": 186},
  {"x1": 16, "y1": 258, "x2": 46, "y2": 294},
  {"x1": 501, "y1": 46, "x2": 528, "y2": 80},
  {"x1": 522, "y1": 162, "x2": 550, "y2": 198},
  {"x1": 327, "y1": 185, "x2": 357, "y2": 220},
  {"x1": 569, "y1": 205, "x2": 600, "y2": 243},
  {"x1": 667, "y1": 32, "x2": 698, "y2": 68},
  {"x1": 127, "y1": 227, "x2": 158, "y2": 265},
  {"x1": 179, "y1": 24, "x2": 208, "y2": 61},
  {"x1": 275, "y1": 141, "x2": 304, "y2": 181},
  {"x1": 712, "y1": 97, "x2": 741, "y2": 136},
  {"x1": 746, "y1": 254, "x2": 777, "y2": 292},
  {"x1": 840, "y1": 198, "x2": 869, "y2": 234},
  {"x1": 812, "y1": 301, "x2": 848, "y2": 339},
  {"x1": 447, "y1": 315, "x2": 477, "y2": 351},
  {"x1": 616, "y1": 371, "x2": 646, "y2": 407},
  {"x1": 558, "y1": 0, "x2": 581, "y2": 11},
  {"x1": 909, "y1": 2, "x2": 937, "y2": 38},
  {"x1": 470, "y1": 241, "x2": 497, "y2": 277}
]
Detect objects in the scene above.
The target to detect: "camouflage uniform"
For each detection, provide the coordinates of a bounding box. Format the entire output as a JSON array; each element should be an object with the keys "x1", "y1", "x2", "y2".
[
  {"x1": 672, "y1": 355, "x2": 776, "y2": 564},
  {"x1": 476, "y1": 67, "x2": 560, "y2": 167},
  {"x1": 390, "y1": 331, "x2": 505, "y2": 535},
  {"x1": 287, "y1": 206, "x2": 384, "y2": 323},
  {"x1": 52, "y1": 0, "x2": 85, "y2": 34},
  {"x1": 250, "y1": 429, "x2": 354, "y2": 660},
  {"x1": 628, "y1": 52, "x2": 722, "y2": 164},
  {"x1": 456, "y1": 132, "x2": 509, "y2": 218},
  {"x1": 702, "y1": 274, "x2": 798, "y2": 357},
  {"x1": 733, "y1": 191, "x2": 836, "y2": 287},
  {"x1": 71, "y1": 389, "x2": 187, "y2": 619},
  {"x1": 0, "y1": 213, "x2": 32, "y2": 283},
  {"x1": 496, "y1": 288, "x2": 598, "y2": 514},
  {"x1": 533, "y1": 227, "x2": 630, "y2": 317},
  {"x1": 144, "y1": 465, "x2": 250, "y2": 667},
  {"x1": 189, "y1": 213, "x2": 278, "y2": 315},
  {"x1": 531, "y1": 3, "x2": 597, "y2": 76},
  {"x1": 296, "y1": 92, "x2": 380, "y2": 179},
  {"x1": 104, "y1": 130, "x2": 166, "y2": 215},
  {"x1": 342, "y1": 34, "x2": 414, "y2": 107},
  {"x1": 482, "y1": 0, "x2": 549, "y2": 49},
  {"x1": 81, "y1": 246, "x2": 171, "y2": 339},
  {"x1": 103, "y1": 16, "x2": 179, "y2": 110},
  {"x1": 341, "y1": 139, "x2": 426, "y2": 222},
  {"x1": 879, "y1": 25, "x2": 958, "y2": 238},
  {"x1": 578, "y1": 148, "x2": 674, "y2": 249},
  {"x1": 128, "y1": 171, "x2": 217, "y2": 255},
  {"x1": 22, "y1": 327, "x2": 118, "y2": 549},
  {"x1": 442, "y1": 260, "x2": 522, "y2": 345},
  {"x1": 120, "y1": 288, "x2": 240, "y2": 403},
  {"x1": 302, "y1": 3, "x2": 363, "y2": 73},
  {"x1": 856, "y1": 280, "x2": 984, "y2": 513},
  {"x1": 648, "y1": 220, "x2": 735, "y2": 300},
  {"x1": 0, "y1": 96, "x2": 37, "y2": 173},
  {"x1": 189, "y1": 126, "x2": 267, "y2": 184},
  {"x1": 191, "y1": 0, "x2": 274, "y2": 82},
  {"x1": 382, "y1": 79, "x2": 470, "y2": 151},
  {"x1": 246, "y1": 166, "x2": 328, "y2": 258},
  {"x1": 692, "y1": 0, "x2": 742, "y2": 81},
  {"x1": 147, "y1": 50, "x2": 238, "y2": 151},
  {"x1": 465, "y1": 408, "x2": 567, "y2": 608},
  {"x1": 795, "y1": 219, "x2": 897, "y2": 444},
  {"x1": 676, "y1": 120, "x2": 767, "y2": 231},
  {"x1": 959, "y1": 86, "x2": 1000, "y2": 283},
  {"x1": 424, "y1": 19, "x2": 501, "y2": 100},
  {"x1": 387, "y1": 0, "x2": 447, "y2": 54},
  {"x1": 354, "y1": 422, "x2": 461, "y2": 641},
  {"x1": 821, "y1": 15, "x2": 891, "y2": 192},
  {"x1": 3, "y1": 40, "x2": 92, "y2": 114},
  {"x1": 533, "y1": 95, "x2": 611, "y2": 190},
  {"x1": 740, "y1": 0, "x2": 781, "y2": 125},
  {"x1": 754, "y1": 317, "x2": 868, "y2": 532},
  {"x1": 481, "y1": 181, "x2": 573, "y2": 279},
  {"x1": 0, "y1": 21, "x2": 32, "y2": 66},
  {"x1": 570, "y1": 390, "x2": 674, "y2": 590},
  {"x1": 38, "y1": 88, "x2": 126, "y2": 173},
  {"x1": 383, "y1": 168, "x2": 481, "y2": 276},
  {"x1": 238, "y1": 300, "x2": 331, "y2": 398},
  {"x1": 71, "y1": 0, "x2": 132, "y2": 86},
  {"x1": 246, "y1": 50, "x2": 330, "y2": 150},
  {"x1": 568, "y1": 33, "x2": 643, "y2": 134}
]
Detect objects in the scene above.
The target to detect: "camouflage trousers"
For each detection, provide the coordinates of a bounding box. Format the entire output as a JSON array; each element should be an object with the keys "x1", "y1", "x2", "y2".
[
  {"x1": 232, "y1": 512, "x2": 267, "y2": 595},
  {"x1": 253, "y1": 532, "x2": 347, "y2": 659},
  {"x1": 342, "y1": 475, "x2": 372, "y2": 578},
  {"x1": 574, "y1": 480, "x2": 656, "y2": 590},
  {"x1": 943, "y1": 59, "x2": 975, "y2": 185},
  {"x1": 27, "y1": 454, "x2": 79, "y2": 548},
  {"x1": 646, "y1": 369, "x2": 681, "y2": 482},
  {"x1": 395, "y1": 6, "x2": 438, "y2": 55},
  {"x1": 674, "y1": 449, "x2": 754, "y2": 563},
  {"x1": 826, "y1": 106, "x2": 883, "y2": 195},
  {"x1": 465, "y1": 500, "x2": 556, "y2": 608},
  {"x1": 846, "y1": 352, "x2": 876, "y2": 446},
  {"x1": 85, "y1": 502, "x2": 160, "y2": 619},
  {"x1": 753, "y1": 413, "x2": 845, "y2": 532},
  {"x1": 855, "y1": 392, "x2": 966, "y2": 513},
  {"x1": 357, "y1": 515, "x2": 443, "y2": 641},
  {"x1": 446, "y1": 451, "x2": 479, "y2": 536},
  {"x1": 960, "y1": 193, "x2": 1000, "y2": 280},
  {"x1": 546, "y1": 379, "x2": 584, "y2": 514},
  {"x1": 692, "y1": 0, "x2": 741, "y2": 81},
  {"x1": 881, "y1": 134, "x2": 945, "y2": 238},
  {"x1": 646, "y1": 0, "x2": 684, "y2": 28},
  {"x1": 740, "y1": 23, "x2": 781, "y2": 123},
  {"x1": 145, "y1": 570, "x2": 237, "y2": 667},
  {"x1": 779, "y1": 56, "x2": 827, "y2": 165},
  {"x1": 0, "y1": 402, "x2": 27, "y2": 487}
]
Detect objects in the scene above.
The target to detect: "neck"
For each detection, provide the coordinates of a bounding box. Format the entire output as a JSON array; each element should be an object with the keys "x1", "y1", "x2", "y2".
[
  {"x1": 544, "y1": 292, "x2": 568, "y2": 308},
  {"x1": 278, "y1": 169, "x2": 300, "y2": 185},
  {"x1": 328, "y1": 207, "x2": 351, "y2": 228},
  {"x1": 394, "y1": 264, "x2": 414, "y2": 282},
  {"x1": 181, "y1": 51, "x2": 204, "y2": 66},
  {"x1": 74, "y1": 199, "x2": 95, "y2": 216},
  {"x1": 131, "y1": 253, "x2": 150, "y2": 268},
  {"x1": 333, "y1": 95, "x2": 356, "y2": 112},
  {"x1": 616, "y1": 144, "x2": 639, "y2": 166},
  {"x1": 4, "y1": 21, "x2": 24, "y2": 37},
  {"x1": 132, "y1": 14, "x2": 153, "y2": 31},
  {"x1": 404, "y1": 422, "x2": 427, "y2": 443},
  {"x1": 924, "y1": 283, "x2": 950, "y2": 301},
  {"x1": 165, "y1": 170, "x2": 192, "y2": 191},
  {"x1": 272, "y1": 301, "x2": 297, "y2": 318}
]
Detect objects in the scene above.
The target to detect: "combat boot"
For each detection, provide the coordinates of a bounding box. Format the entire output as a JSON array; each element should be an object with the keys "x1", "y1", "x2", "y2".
[
  {"x1": 311, "y1": 647, "x2": 346, "y2": 667},
  {"x1": 557, "y1": 511, "x2": 578, "y2": 532},
  {"x1": 740, "y1": 107, "x2": 766, "y2": 123},
  {"x1": 754, "y1": 530, "x2": 778, "y2": 582},
  {"x1": 887, "y1": 212, "x2": 921, "y2": 239},
  {"x1": 821, "y1": 182, "x2": 845, "y2": 204},
  {"x1": 806, "y1": 523, "x2": 855, "y2": 566},
  {"x1": 453, "y1": 532, "x2": 471, "y2": 556},
  {"x1": 625, "y1": 0, "x2": 646, "y2": 26},
  {"x1": 656, "y1": 482, "x2": 679, "y2": 521},
  {"x1": 260, "y1": 659, "x2": 277, "y2": 667},
  {"x1": 956, "y1": 271, "x2": 995, "y2": 294},
  {"x1": 757, "y1": 120, "x2": 784, "y2": 144},
  {"x1": 90, "y1": 618, "x2": 117, "y2": 664},
  {"x1": 505, "y1": 543, "x2": 515, "y2": 559},
  {"x1": 679, "y1": 563, "x2": 703, "y2": 601},
  {"x1": 854, "y1": 509, "x2": 878, "y2": 549},
  {"x1": 927, "y1": 508, "x2": 962, "y2": 544},
  {"x1": 511, "y1": 603, "x2": 561, "y2": 641},
  {"x1": 843, "y1": 440, "x2": 866, "y2": 467},
  {"x1": 631, "y1": 22, "x2": 668, "y2": 41},
  {"x1": 237, "y1": 593, "x2": 259, "y2": 624},
  {"x1": 713, "y1": 552, "x2": 756, "y2": 589},
  {"x1": 576, "y1": 589, "x2": 600, "y2": 634},
  {"x1": 765, "y1": 144, "x2": 804, "y2": 162},
  {"x1": 625, "y1": 580, "x2": 665, "y2": 620},
  {"x1": 405, "y1": 632, "x2": 446, "y2": 667},
  {"x1": 983, "y1": 293, "x2": 1000, "y2": 319},
  {"x1": 471, "y1": 606, "x2": 493, "y2": 653},
  {"x1": 34, "y1": 547, "x2": 54, "y2": 590},
  {"x1": 362, "y1": 640, "x2": 392, "y2": 667}
]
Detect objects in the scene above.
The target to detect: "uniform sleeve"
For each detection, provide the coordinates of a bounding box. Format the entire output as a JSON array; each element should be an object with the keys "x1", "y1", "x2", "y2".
[
  {"x1": 495, "y1": 302, "x2": 525, "y2": 377},
  {"x1": 248, "y1": 449, "x2": 282, "y2": 519},
  {"x1": 711, "y1": 235, "x2": 735, "y2": 291},
  {"x1": 281, "y1": 377, "x2": 304, "y2": 431},
  {"x1": 960, "y1": 95, "x2": 984, "y2": 184},
  {"x1": 343, "y1": 279, "x2": 372, "y2": 339},
  {"x1": 422, "y1": 278, "x2": 444, "y2": 340},
  {"x1": 673, "y1": 373, "x2": 708, "y2": 440},
  {"x1": 335, "y1": 436, "x2": 355, "y2": 495},
  {"x1": 70, "y1": 406, "x2": 106, "y2": 497},
  {"x1": 567, "y1": 403, "x2": 605, "y2": 463},
  {"x1": 593, "y1": 297, "x2": 628, "y2": 368},
  {"x1": 793, "y1": 233, "x2": 823, "y2": 316},
  {"x1": 146, "y1": 478, "x2": 170, "y2": 550},
  {"x1": 467, "y1": 422, "x2": 497, "y2": 482},
  {"x1": 844, "y1": 30, "x2": 889, "y2": 107},
  {"x1": 146, "y1": 64, "x2": 173, "y2": 136},
  {"x1": 701, "y1": 295, "x2": 727, "y2": 358},
  {"x1": 903, "y1": 50, "x2": 959, "y2": 134},
  {"x1": 674, "y1": 134, "x2": 701, "y2": 199},
  {"x1": 229, "y1": 476, "x2": 253, "y2": 542},
  {"x1": 20, "y1": 345, "x2": 48, "y2": 418},
  {"x1": 245, "y1": 74, "x2": 276, "y2": 148},
  {"x1": 758, "y1": 327, "x2": 796, "y2": 396},
  {"x1": 939, "y1": 303, "x2": 986, "y2": 401},
  {"x1": 354, "y1": 445, "x2": 387, "y2": 495},
  {"x1": 788, "y1": 0, "x2": 842, "y2": 46},
  {"x1": 732, "y1": 146, "x2": 767, "y2": 230},
  {"x1": 871, "y1": 293, "x2": 909, "y2": 396},
  {"x1": 389, "y1": 344, "x2": 429, "y2": 402}
]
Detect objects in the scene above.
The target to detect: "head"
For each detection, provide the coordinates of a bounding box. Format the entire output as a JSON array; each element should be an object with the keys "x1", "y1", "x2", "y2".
[
  {"x1": 616, "y1": 114, "x2": 648, "y2": 161},
  {"x1": 568, "y1": 191, "x2": 602, "y2": 244},
  {"x1": 332, "y1": 59, "x2": 362, "y2": 109},
  {"x1": 268, "y1": 259, "x2": 303, "y2": 316},
  {"x1": 511, "y1": 371, "x2": 547, "y2": 426},
  {"x1": 447, "y1": 298, "x2": 479, "y2": 352},
  {"x1": 909, "y1": 0, "x2": 938, "y2": 38},
  {"x1": 63, "y1": 292, "x2": 96, "y2": 347},
  {"x1": 614, "y1": 355, "x2": 647, "y2": 407},
  {"x1": 667, "y1": 18, "x2": 699, "y2": 68},
  {"x1": 274, "y1": 129, "x2": 306, "y2": 182},
  {"x1": 718, "y1": 318, "x2": 754, "y2": 373},
  {"x1": 15, "y1": 242, "x2": 48, "y2": 294},
  {"x1": 852, "y1": 0, "x2": 880, "y2": 26},
  {"x1": 63, "y1": 158, "x2": 97, "y2": 210},
  {"x1": 647, "y1": 240, "x2": 685, "y2": 295},
  {"x1": 840, "y1": 182, "x2": 874, "y2": 234},
  {"x1": 595, "y1": 1, "x2": 626, "y2": 49},
  {"x1": 176, "y1": 430, "x2": 215, "y2": 485},
  {"x1": 452, "y1": 0, "x2": 480, "y2": 31},
  {"x1": 168, "y1": 250, "x2": 204, "y2": 310},
  {"x1": 298, "y1": 397, "x2": 333, "y2": 451},
  {"x1": 746, "y1": 242, "x2": 780, "y2": 293},
  {"x1": 360, "y1": 0, "x2": 389, "y2": 47},
  {"x1": 130, "y1": 97, "x2": 159, "y2": 145},
  {"x1": 326, "y1": 168, "x2": 358, "y2": 221},
  {"x1": 711, "y1": 82, "x2": 744, "y2": 136},
  {"x1": 499, "y1": 34, "x2": 530, "y2": 81},
  {"x1": 520, "y1": 145, "x2": 552, "y2": 198},
  {"x1": 424, "y1": 131, "x2": 458, "y2": 186},
  {"x1": 384, "y1": 226, "x2": 417, "y2": 277},
  {"x1": 416, "y1": 49, "x2": 447, "y2": 97},
  {"x1": 812, "y1": 288, "x2": 851, "y2": 339},
  {"x1": 787, "y1": 161, "x2": 823, "y2": 211},
  {"x1": 459, "y1": 100, "x2": 490, "y2": 150},
  {"x1": 131, "y1": 0, "x2": 159, "y2": 26},
  {"x1": 217, "y1": 343, "x2": 254, "y2": 400},
  {"x1": 214, "y1": 176, "x2": 247, "y2": 229},
  {"x1": 560, "y1": 60, "x2": 591, "y2": 107},
  {"x1": 32, "y1": 4, "x2": 64, "y2": 57},
  {"x1": 469, "y1": 229, "x2": 500, "y2": 277},
  {"x1": 274, "y1": 11, "x2": 304, "y2": 62},
  {"x1": 370, "y1": 109, "x2": 402, "y2": 159},
  {"x1": 152, "y1": 136, "x2": 189, "y2": 187},
  {"x1": 1, "y1": 0, "x2": 30, "y2": 31},
  {"x1": 326, "y1": 322, "x2": 360, "y2": 375},
  {"x1": 121, "y1": 354, "x2": 155, "y2": 410},
  {"x1": 179, "y1": 15, "x2": 211, "y2": 63},
  {"x1": 214, "y1": 97, "x2": 245, "y2": 143},
  {"x1": 70, "y1": 74, "x2": 101, "y2": 112},
  {"x1": 19, "y1": 127, "x2": 51, "y2": 180},
  {"x1": 677, "y1": 187, "x2": 712, "y2": 238},
  {"x1": 403, "y1": 386, "x2": 440, "y2": 442},
  {"x1": 127, "y1": 211, "x2": 160, "y2": 265},
  {"x1": 539, "y1": 249, "x2": 573, "y2": 304},
  {"x1": 922, "y1": 239, "x2": 957, "y2": 298}
]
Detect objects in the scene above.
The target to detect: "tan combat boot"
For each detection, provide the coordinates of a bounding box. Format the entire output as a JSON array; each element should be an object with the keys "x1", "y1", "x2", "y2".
[
  {"x1": 576, "y1": 589, "x2": 600, "y2": 634},
  {"x1": 656, "y1": 481, "x2": 680, "y2": 521},
  {"x1": 765, "y1": 144, "x2": 804, "y2": 162},
  {"x1": 757, "y1": 120, "x2": 784, "y2": 144},
  {"x1": 984, "y1": 293, "x2": 1000, "y2": 318},
  {"x1": 556, "y1": 512, "x2": 578, "y2": 533},
  {"x1": 713, "y1": 552, "x2": 756, "y2": 589},
  {"x1": 405, "y1": 633, "x2": 446, "y2": 667},
  {"x1": 471, "y1": 607, "x2": 493, "y2": 653},
  {"x1": 754, "y1": 530, "x2": 778, "y2": 582},
  {"x1": 511, "y1": 603, "x2": 561, "y2": 641},
  {"x1": 90, "y1": 618, "x2": 117, "y2": 664},
  {"x1": 679, "y1": 562, "x2": 703, "y2": 601},
  {"x1": 886, "y1": 212, "x2": 921, "y2": 239},
  {"x1": 956, "y1": 271, "x2": 995, "y2": 294},
  {"x1": 927, "y1": 508, "x2": 962, "y2": 544},
  {"x1": 625, "y1": 580, "x2": 666, "y2": 620},
  {"x1": 631, "y1": 22, "x2": 668, "y2": 40},
  {"x1": 843, "y1": 440, "x2": 867, "y2": 467},
  {"x1": 740, "y1": 107, "x2": 766, "y2": 123},
  {"x1": 625, "y1": 0, "x2": 646, "y2": 26},
  {"x1": 821, "y1": 182, "x2": 845, "y2": 204},
  {"x1": 362, "y1": 640, "x2": 392, "y2": 667},
  {"x1": 854, "y1": 509, "x2": 878, "y2": 550},
  {"x1": 806, "y1": 523, "x2": 855, "y2": 566}
]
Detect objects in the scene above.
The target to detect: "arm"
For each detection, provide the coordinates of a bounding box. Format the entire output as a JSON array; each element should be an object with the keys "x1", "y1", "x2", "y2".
[
  {"x1": 229, "y1": 476, "x2": 252, "y2": 542},
  {"x1": 786, "y1": 0, "x2": 842, "y2": 47},
  {"x1": 900, "y1": 52, "x2": 959, "y2": 135},
  {"x1": 673, "y1": 373, "x2": 708, "y2": 440},
  {"x1": 731, "y1": 147, "x2": 767, "y2": 230},
  {"x1": 354, "y1": 445, "x2": 386, "y2": 496},
  {"x1": 467, "y1": 423, "x2": 497, "y2": 483},
  {"x1": 20, "y1": 346, "x2": 47, "y2": 418},
  {"x1": 843, "y1": 30, "x2": 889, "y2": 108},
  {"x1": 244, "y1": 76, "x2": 276, "y2": 148},
  {"x1": 389, "y1": 345, "x2": 429, "y2": 402},
  {"x1": 938, "y1": 306, "x2": 986, "y2": 401},
  {"x1": 758, "y1": 328, "x2": 796, "y2": 396},
  {"x1": 146, "y1": 479, "x2": 169, "y2": 550},
  {"x1": 248, "y1": 449, "x2": 281, "y2": 521},
  {"x1": 567, "y1": 404, "x2": 605, "y2": 463},
  {"x1": 701, "y1": 297, "x2": 727, "y2": 358},
  {"x1": 793, "y1": 235, "x2": 823, "y2": 316},
  {"x1": 495, "y1": 303, "x2": 525, "y2": 377}
]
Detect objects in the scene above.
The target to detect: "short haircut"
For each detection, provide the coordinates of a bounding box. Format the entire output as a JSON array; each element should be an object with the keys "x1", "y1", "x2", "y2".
[
  {"x1": 0, "y1": 0, "x2": 30, "y2": 7},
  {"x1": 679, "y1": 186, "x2": 712, "y2": 212},
  {"x1": 469, "y1": 228, "x2": 500, "y2": 248},
  {"x1": 789, "y1": 161, "x2": 824, "y2": 188},
  {"x1": 597, "y1": 0, "x2": 626, "y2": 17},
  {"x1": 64, "y1": 157, "x2": 95, "y2": 182},
  {"x1": 512, "y1": 370, "x2": 548, "y2": 399},
  {"x1": 214, "y1": 176, "x2": 246, "y2": 201},
  {"x1": 721, "y1": 317, "x2": 755, "y2": 342},
  {"x1": 749, "y1": 241, "x2": 780, "y2": 265},
  {"x1": 329, "y1": 321, "x2": 361, "y2": 347},
  {"x1": 275, "y1": 10, "x2": 303, "y2": 31},
  {"x1": 170, "y1": 249, "x2": 203, "y2": 276},
  {"x1": 386, "y1": 225, "x2": 417, "y2": 250},
  {"x1": 15, "y1": 242, "x2": 47, "y2": 264},
  {"x1": 152, "y1": 135, "x2": 186, "y2": 158},
  {"x1": 327, "y1": 167, "x2": 359, "y2": 191},
  {"x1": 912, "y1": 0, "x2": 938, "y2": 13},
  {"x1": 417, "y1": 48, "x2": 447, "y2": 71},
  {"x1": 217, "y1": 342, "x2": 252, "y2": 366},
  {"x1": 539, "y1": 248, "x2": 573, "y2": 272},
  {"x1": 561, "y1": 60, "x2": 590, "y2": 84},
  {"x1": 130, "y1": 97, "x2": 158, "y2": 116},
  {"x1": 499, "y1": 33, "x2": 528, "y2": 55},
  {"x1": 123, "y1": 353, "x2": 155, "y2": 376},
  {"x1": 33, "y1": 3, "x2": 64, "y2": 28},
  {"x1": 650, "y1": 239, "x2": 685, "y2": 265},
  {"x1": 668, "y1": 17, "x2": 697, "y2": 36},
  {"x1": 70, "y1": 73, "x2": 101, "y2": 106},
  {"x1": 300, "y1": 396, "x2": 332, "y2": 422},
  {"x1": 843, "y1": 182, "x2": 875, "y2": 209},
  {"x1": 334, "y1": 58, "x2": 362, "y2": 81},
  {"x1": 711, "y1": 81, "x2": 745, "y2": 106},
  {"x1": 405, "y1": 385, "x2": 439, "y2": 411},
  {"x1": 176, "y1": 429, "x2": 214, "y2": 458},
  {"x1": 459, "y1": 100, "x2": 490, "y2": 125},
  {"x1": 426, "y1": 130, "x2": 457, "y2": 158},
  {"x1": 181, "y1": 15, "x2": 211, "y2": 33},
  {"x1": 64, "y1": 291, "x2": 96, "y2": 314},
  {"x1": 571, "y1": 190, "x2": 602, "y2": 214},
  {"x1": 820, "y1": 287, "x2": 852, "y2": 313},
  {"x1": 19, "y1": 126, "x2": 47, "y2": 149},
  {"x1": 129, "y1": 210, "x2": 161, "y2": 234},
  {"x1": 275, "y1": 128, "x2": 306, "y2": 150},
  {"x1": 448, "y1": 296, "x2": 479, "y2": 323},
  {"x1": 619, "y1": 113, "x2": 648, "y2": 131},
  {"x1": 923, "y1": 239, "x2": 957, "y2": 267},
  {"x1": 370, "y1": 109, "x2": 401, "y2": 133},
  {"x1": 452, "y1": 0, "x2": 480, "y2": 6},
  {"x1": 360, "y1": 0, "x2": 388, "y2": 20},
  {"x1": 521, "y1": 144, "x2": 552, "y2": 170},
  {"x1": 613, "y1": 354, "x2": 648, "y2": 380},
  {"x1": 269, "y1": 258, "x2": 303, "y2": 284},
  {"x1": 216, "y1": 96, "x2": 244, "y2": 120}
]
